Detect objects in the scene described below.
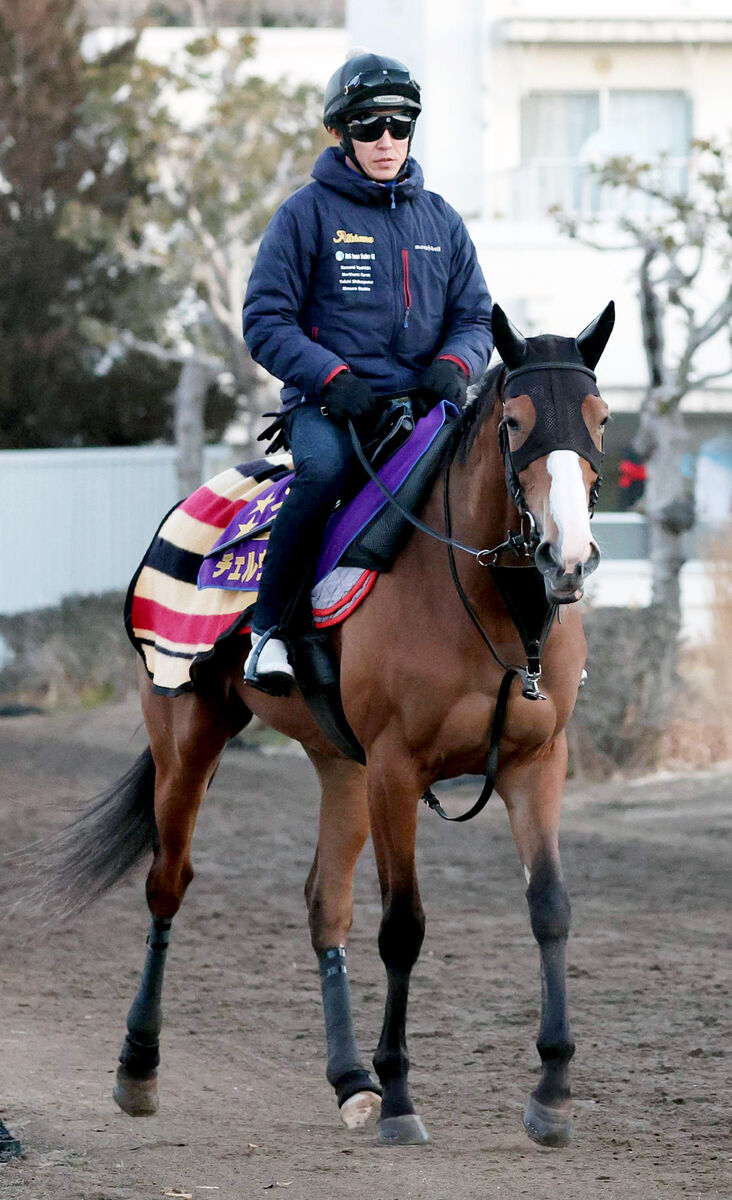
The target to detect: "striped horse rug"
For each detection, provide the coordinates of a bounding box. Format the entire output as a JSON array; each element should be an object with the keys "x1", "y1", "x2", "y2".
[{"x1": 125, "y1": 459, "x2": 376, "y2": 695}]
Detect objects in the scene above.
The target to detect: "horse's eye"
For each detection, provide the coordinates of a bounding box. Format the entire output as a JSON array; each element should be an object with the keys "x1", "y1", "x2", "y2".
[
  {"x1": 599, "y1": 417, "x2": 608, "y2": 429},
  {"x1": 503, "y1": 417, "x2": 521, "y2": 433}
]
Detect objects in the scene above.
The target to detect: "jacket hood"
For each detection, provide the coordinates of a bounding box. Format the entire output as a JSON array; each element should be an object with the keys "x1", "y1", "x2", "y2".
[{"x1": 312, "y1": 146, "x2": 424, "y2": 205}]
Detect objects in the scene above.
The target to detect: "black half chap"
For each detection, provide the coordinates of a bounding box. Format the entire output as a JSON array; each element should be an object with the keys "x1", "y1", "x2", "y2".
[
  {"x1": 318, "y1": 946, "x2": 381, "y2": 1106},
  {"x1": 119, "y1": 915, "x2": 172, "y2": 1079},
  {"x1": 526, "y1": 857, "x2": 575, "y2": 1107}
]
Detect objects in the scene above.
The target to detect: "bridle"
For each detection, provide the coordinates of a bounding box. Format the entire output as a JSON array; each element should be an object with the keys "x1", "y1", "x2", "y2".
[
  {"x1": 347, "y1": 359, "x2": 604, "y2": 571},
  {"x1": 346, "y1": 359, "x2": 605, "y2": 822},
  {"x1": 499, "y1": 361, "x2": 604, "y2": 521}
]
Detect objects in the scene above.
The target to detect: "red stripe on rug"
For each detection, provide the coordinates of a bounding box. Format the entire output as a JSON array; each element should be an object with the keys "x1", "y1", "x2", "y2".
[
  {"x1": 178, "y1": 485, "x2": 247, "y2": 529},
  {"x1": 131, "y1": 595, "x2": 247, "y2": 645}
]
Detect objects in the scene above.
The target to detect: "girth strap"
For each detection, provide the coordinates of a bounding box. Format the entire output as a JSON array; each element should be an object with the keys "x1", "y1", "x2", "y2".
[{"x1": 421, "y1": 667, "x2": 518, "y2": 822}]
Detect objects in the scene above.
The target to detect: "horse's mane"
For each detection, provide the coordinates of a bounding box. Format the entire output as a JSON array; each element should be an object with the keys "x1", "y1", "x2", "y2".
[{"x1": 442, "y1": 362, "x2": 505, "y2": 467}]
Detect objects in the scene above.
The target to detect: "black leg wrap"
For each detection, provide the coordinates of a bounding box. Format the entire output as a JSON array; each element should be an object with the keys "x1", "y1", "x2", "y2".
[
  {"x1": 0, "y1": 1120, "x2": 21, "y2": 1162},
  {"x1": 121, "y1": 916, "x2": 172, "y2": 1079},
  {"x1": 318, "y1": 947, "x2": 380, "y2": 1105},
  {"x1": 526, "y1": 860, "x2": 571, "y2": 944},
  {"x1": 119, "y1": 1032, "x2": 161, "y2": 1079},
  {"x1": 334, "y1": 1068, "x2": 382, "y2": 1108},
  {"x1": 533, "y1": 1055, "x2": 574, "y2": 1106}
]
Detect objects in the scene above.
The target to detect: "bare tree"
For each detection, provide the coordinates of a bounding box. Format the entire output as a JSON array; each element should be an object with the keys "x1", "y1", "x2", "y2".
[
  {"x1": 555, "y1": 140, "x2": 732, "y2": 751},
  {"x1": 557, "y1": 141, "x2": 732, "y2": 619},
  {"x1": 75, "y1": 30, "x2": 328, "y2": 485}
]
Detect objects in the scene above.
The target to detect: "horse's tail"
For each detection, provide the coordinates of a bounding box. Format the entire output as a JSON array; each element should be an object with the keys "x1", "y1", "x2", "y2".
[{"x1": 27, "y1": 747, "x2": 157, "y2": 919}]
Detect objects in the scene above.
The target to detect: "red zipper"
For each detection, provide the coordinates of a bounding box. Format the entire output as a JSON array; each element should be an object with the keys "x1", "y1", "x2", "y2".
[{"x1": 401, "y1": 249, "x2": 411, "y2": 328}]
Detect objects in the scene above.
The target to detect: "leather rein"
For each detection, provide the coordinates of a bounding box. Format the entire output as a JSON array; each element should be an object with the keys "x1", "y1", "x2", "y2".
[{"x1": 346, "y1": 360, "x2": 602, "y2": 823}]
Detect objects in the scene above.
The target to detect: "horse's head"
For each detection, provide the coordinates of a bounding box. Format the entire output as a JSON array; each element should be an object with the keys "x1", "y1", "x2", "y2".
[{"x1": 492, "y1": 302, "x2": 614, "y2": 603}]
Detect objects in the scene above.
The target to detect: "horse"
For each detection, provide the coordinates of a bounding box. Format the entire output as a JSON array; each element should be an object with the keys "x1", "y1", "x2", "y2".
[{"x1": 46, "y1": 302, "x2": 613, "y2": 1148}]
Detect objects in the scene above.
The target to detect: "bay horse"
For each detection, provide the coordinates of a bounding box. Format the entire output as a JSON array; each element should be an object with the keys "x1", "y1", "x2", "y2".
[{"x1": 49, "y1": 302, "x2": 613, "y2": 1148}]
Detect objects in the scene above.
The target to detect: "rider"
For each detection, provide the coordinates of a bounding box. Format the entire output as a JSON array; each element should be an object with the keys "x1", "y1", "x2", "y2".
[{"x1": 242, "y1": 50, "x2": 494, "y2": 694}]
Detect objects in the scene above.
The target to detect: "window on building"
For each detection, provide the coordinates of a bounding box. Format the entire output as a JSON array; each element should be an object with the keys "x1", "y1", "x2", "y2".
[{"x1": 517, "y1": 89, "x2": 692, "y2": 218}]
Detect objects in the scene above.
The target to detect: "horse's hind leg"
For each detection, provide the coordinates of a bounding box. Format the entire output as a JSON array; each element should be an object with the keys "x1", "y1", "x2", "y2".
[
  {"x1": 304, "y1": 749, "x2": 381, "y2": 1130},
  {"x1": 499, "y1": 735, "x2": 575, "y2": 1148},
  {"x1": 114, "y1": 677, "x2": 244, "y2": 1117}
]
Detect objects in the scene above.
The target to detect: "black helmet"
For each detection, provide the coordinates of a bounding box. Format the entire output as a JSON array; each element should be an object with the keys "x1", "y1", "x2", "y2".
[{"x1": 323, "y1": 52, "x2": 421, "y2": 129}]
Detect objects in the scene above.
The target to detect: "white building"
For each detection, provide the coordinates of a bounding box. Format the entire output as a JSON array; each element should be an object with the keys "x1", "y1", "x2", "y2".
[
  {"x1": 348, "y1": 0, "x2": 732, "y2": 508},
  {"x1": 110, "y1": 4, "x2": 731, "y2": 502}
]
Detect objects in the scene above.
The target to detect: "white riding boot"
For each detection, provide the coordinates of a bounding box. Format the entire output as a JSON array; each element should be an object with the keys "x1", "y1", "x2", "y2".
[{"x1": 243, "y1": 630, "x2": 295, "y2": 696}]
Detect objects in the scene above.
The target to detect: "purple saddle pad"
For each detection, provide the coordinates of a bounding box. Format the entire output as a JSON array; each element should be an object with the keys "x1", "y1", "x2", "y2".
[
  {"x1": 314, "y1": 400, "x2": 457, "y2": 583},
  {"x1": 198, "y1": 400, "x2": 457, "y2": 592}
]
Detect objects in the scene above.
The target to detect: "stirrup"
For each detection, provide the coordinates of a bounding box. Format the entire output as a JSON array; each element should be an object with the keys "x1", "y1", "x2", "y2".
[{"x1": 243, "y1": 628, "x2": 294, "y2": 698}]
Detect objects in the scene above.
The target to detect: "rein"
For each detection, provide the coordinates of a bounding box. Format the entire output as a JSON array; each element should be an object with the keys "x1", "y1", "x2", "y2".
[
  {"x1": 347, "y1": 418, "x2": 534, "y2": 566},
  {"x1": 421, "y1": 463, "x2": 555, "y2": 823},
  {"x1": 347, "y1": 412, "x2": 552, "y2": 824},
  {"x1": 345, "y1": 362, "x2": 601, "y2": 823}
]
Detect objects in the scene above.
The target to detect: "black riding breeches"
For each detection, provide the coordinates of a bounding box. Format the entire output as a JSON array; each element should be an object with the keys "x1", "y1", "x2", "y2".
[{"x1": 251, "y1": 402, "x2": 358, "y2": 633}]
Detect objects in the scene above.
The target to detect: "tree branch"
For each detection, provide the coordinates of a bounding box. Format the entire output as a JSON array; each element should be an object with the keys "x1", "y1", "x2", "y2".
[
  {"x1": 688, "y1": 286, "x2": 732, "y2": 353},
  {"x1": 638, "y1": 245, "x2": 666, "y2": 391},
  {"x1": 688, "y1": 362, "x2": 732, "y2": 389},
  {"x1": 118, "y1": 330, "x2": 224, "y2": 371}
]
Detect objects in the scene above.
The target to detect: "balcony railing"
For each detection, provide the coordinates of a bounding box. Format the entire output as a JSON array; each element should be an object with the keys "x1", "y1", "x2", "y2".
[{"x1": 486, "y1": 157, "x2": 689, "y2": 222}]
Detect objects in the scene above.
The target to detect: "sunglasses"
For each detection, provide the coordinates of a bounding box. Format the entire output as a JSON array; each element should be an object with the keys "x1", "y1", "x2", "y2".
[
  {"x1": 343, "y1": 67, "x2": 415, "y2": 93},
  {"x1": 345, "y1": 113, "x2": 414, "y2": 142}
]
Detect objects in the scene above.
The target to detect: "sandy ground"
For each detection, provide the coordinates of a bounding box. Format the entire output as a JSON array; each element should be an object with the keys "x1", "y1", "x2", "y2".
[{"x1": 0, "y1": 697, "x2": 730, "y2": 1200}]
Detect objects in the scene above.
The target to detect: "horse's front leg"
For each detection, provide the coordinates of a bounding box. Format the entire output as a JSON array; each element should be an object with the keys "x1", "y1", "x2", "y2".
[
  {"x1": 499, "y1": 733, "x2": 575, "y2": 1147},
  {"x1": 367, "y1": 749, "x2": 429, "y2": 1146},
  {"x1": 304, "y1": 749, "x2": 381, "y2": 1130}
]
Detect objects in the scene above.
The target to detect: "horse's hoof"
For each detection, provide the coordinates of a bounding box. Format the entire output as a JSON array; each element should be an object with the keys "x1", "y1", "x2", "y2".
[
  {"x1": 523, "y1": 1096, "x2": 572, "y2": 1147},
  {"x1": 113, "y1": 1066, "x2": 159, "y2": 1116},
  {"x1": 340, "y1": 1090, "x2": 381, "y2": 1130},
  {"x1": 376, "y1": 1113, "x2": 430, "y2": 1145}
]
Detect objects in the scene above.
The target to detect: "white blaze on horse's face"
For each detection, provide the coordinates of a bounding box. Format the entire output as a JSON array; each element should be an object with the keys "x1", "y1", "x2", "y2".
[
  {"x1": 503, "y1": 390, "x2": 607, "y2": 602},
  {"x1": 543, "y1": 450, "x2": 598, "y2": 585},
  {"x1": 521, "y1": 444, "x2": 602, "y2": 601}
]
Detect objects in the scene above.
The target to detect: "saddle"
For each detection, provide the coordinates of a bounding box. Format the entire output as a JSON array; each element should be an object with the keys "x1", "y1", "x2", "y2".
[{"x1": 199, "y1": 399, "x2": 457, "y2": 596}]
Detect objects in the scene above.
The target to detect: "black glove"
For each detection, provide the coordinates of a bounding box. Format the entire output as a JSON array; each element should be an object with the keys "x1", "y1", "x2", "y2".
[
  {"x1": 415, "y1": 359, "x2": 468, "y2": 417},
  {"x1": 322, "y1": 370, "x2": 379, "y2": 425}
]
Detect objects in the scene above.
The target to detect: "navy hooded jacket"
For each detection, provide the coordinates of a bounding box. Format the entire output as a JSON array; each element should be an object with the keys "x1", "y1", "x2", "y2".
[{"x1": 243, "y1": 147, "x2": 493, "y2": 411}]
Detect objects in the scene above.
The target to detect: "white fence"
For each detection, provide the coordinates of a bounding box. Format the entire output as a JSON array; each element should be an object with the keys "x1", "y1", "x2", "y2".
[
  {"x1": 0, "y1": 446, "x2": 718, "y2": 643},
  {"x1": 0, "y1": 444, "x2": 234, "y2": 615}
]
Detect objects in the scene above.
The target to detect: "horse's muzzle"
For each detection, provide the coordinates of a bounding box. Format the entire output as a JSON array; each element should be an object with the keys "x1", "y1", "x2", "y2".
[{"x1": 534, "y1": 540, "x2": 600, "y2": 604}]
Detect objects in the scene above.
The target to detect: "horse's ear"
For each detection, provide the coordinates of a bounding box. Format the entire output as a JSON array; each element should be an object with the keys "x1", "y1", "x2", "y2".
[
  {"x1": 576, "y1": 301, "x2": 615, "y2": 369},
  {"x1": 492, "y1": 303, "x2": 528, "y2": 370}
]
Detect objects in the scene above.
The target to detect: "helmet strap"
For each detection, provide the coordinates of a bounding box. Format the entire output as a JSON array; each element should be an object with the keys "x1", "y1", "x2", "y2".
[{"x1": 338, "y1": 127, "x2": 370, "y2": 178}]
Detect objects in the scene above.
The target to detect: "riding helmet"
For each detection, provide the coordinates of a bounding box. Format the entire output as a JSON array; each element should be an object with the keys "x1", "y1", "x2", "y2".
[{"x1": 323, "y1": 51, "x2": 422, "y2": 129}]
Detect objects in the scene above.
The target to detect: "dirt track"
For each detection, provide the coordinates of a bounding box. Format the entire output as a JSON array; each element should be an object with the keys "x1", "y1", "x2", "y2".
[{"x1": 0, "y1": 698, "x2": 730, "y2": 1200}]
